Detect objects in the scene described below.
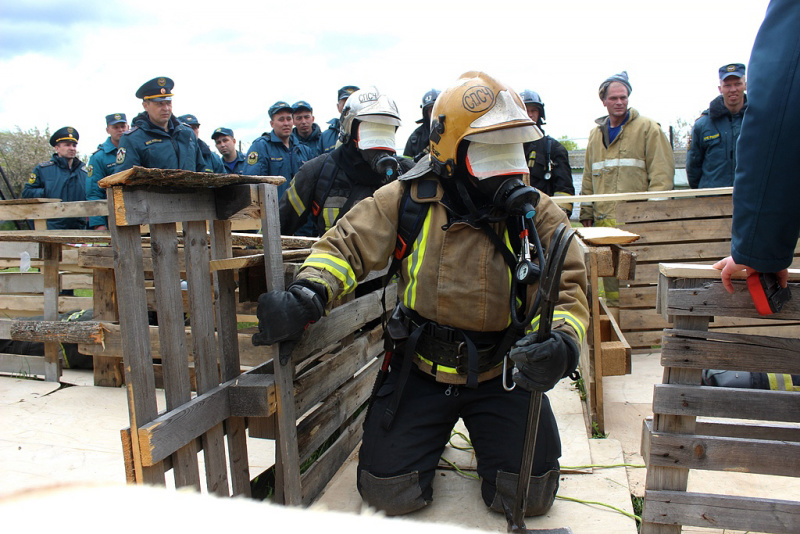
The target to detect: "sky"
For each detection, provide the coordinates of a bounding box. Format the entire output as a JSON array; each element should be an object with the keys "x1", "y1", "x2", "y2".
[{"x1": 0, "y1": 0, "x2": 771, "y2": 158}]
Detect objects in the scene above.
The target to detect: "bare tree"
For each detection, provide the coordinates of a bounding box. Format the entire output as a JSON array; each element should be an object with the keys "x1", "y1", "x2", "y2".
[{"x1": 0, "y1": 127, "x2": 53, "y2": 198}]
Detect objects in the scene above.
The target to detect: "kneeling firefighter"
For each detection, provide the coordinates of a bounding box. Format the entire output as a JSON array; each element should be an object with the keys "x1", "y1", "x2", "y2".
[
  {"x1": 253, "y1": 72, "x2": 588, "y2": 517},
  {"x1": 279, "y1": 87, "x2": 413, "y2": 236}
]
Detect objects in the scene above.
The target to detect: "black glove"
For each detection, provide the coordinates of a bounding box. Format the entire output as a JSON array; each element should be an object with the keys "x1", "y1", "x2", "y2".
[
  {"x1": 509, "y1": 330, "x2": 579, "y2": 392},
  {"x1": 252, "y1": 280, "x2": 326, "y2": 364}
]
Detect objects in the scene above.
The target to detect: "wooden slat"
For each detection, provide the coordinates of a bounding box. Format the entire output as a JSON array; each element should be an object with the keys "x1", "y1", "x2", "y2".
[
  {"x1": 661, "y1": 330, "x2": 800, "y2": 374},
  {"x1": 91, "y1": 268, "x2": 122, "y2": 387},
  {"x1": 653, "y1": 384, "x2": 800, "y2": 423},
  {"x1": 9, "y1": 320, "x2": 104, "y2": 344},
  {"x1": 0, "y1": 352, "x2": 46, "y2": 376},
  {"x1": 0, "y1": 241, "x2": 40, "y2": 259},
  {"x1": 184, "y1": 219, "x2": 229, "y2": 497},
  {"x1": 575, "y1": 226, "x2": 640, "y2": 245},
  {"x1": 0, "y1": 272, "x2": 44, "y2": 293},
  {"x1": 100, "y1": 166, "x2": 283, "y2": 188},
  {"x1": 557, "y1": 186, "x2": 733, "y2": 205},
  {"x1": 621, "y1": 218, "x2": 732, "y2": 245},
  {"x1": 259, "y1": 183, "x2": 302, "y2": 505},
  {"x1": 209, "y1": 254, "x2": 263, "y2": 272},
  {"x1": 300, "y1": 410, "x2": 367, "y2": 506},
  {"x1": 0, "y1": 200, "x2": 107, "y2": 220},
  {"x1": 659, "y1": 262, "x2": 800, "y2": 281},
  {"x1": 619, "y1": 307, "x2": 799, "y2": 332},
  {"x1": 617, "y1": 194, "x2": 732, "y2": 224},
  {"x1": 151, "y1": 223, "x2": 201, "y2": 491},
  {"x1": 211, "y1": 218, "x2": 251, "y2": 497},
  {"x1": 696, "y1": 420, "x2": 800, "y2": 442},
  {"x1": 619, "y1": 285, "x2": 657, "y2": 309},
  {"x1": 42, "y1": 242, "x2": 60, "y2": 382},
  {"x1": 0, "y1": 295, "x2": 94, "y2": 314},
  {"x1": 643, "y1": 490, "x2": 800, "y2": 534},
  {"x1": 624, "y1": 240, "x2": 733, "y2": 264},
  {"x1": 109, "y1": 216, "x2": 165, "y2": 485},
  {"x1": 112, "y1": 186, "x2": 219, "y2": 226},
  {"x1": 646, "y1": 430, "x2": 800, "y2": 477}
]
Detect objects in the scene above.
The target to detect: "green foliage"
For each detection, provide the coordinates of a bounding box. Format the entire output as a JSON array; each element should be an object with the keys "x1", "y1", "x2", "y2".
[
  {"x1": 591, "y1": 421, "x2": 609, "y2": 439},
  {"x1": 557, "y1": 134, "x2": 578, "y2": 151},
  {"x1": 571, "y1": 376, "x2": 586, "y2": 401},
  {"x1": 631, "y1": 494, "x2": 643, "y2": 530},
  {"x1": 0, "y1": 126, "x2": 53, "y2": 198}
]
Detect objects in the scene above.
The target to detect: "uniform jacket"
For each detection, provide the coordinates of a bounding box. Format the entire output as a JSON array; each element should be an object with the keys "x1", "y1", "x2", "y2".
[
  {"x1": 280, "y1": 147, "x2": 413, "y2": 236},
  {"x1": 242, "y1": 131, "x2": 312, "y2": 198},
  {"x1": 198, "y1": 139, "x2": 225, "y2": 173},
  {"x1": 291, "y1": 123, "x2": 325, "y2": 159},
  {"x1": 320, "y1": 118, "x2": 340, "y2": 155},
  {"x1": 116, "y1": 112, "x2": 206, "y2": 173},
  {"x1": 731, "y1": 0, "x2": 800, "y2": 272},
  {"x1": 86, "y1": 137, "x2": 118, "y2": 228},
  {"x1": 523, "y1": 135, "x2": 574, "y2": 216},
  {"x1": 222, "y1": 151, "x2": 246, "y2": 174},
  {"x1": 686, "y1": 95, "x2": 747, "y2": 189},
  {"x1": 22, "y1": 154, "x2": 88, "y2": 230},
  {"x1": 580, "y1": 108, "x2": 674, "y2": 223},
  {"x1": 403, "y1": 121, "x2": 431, "y2": 162},
  {"x1": 296, "y1": 161, "x2": 589, "y2": 348}
]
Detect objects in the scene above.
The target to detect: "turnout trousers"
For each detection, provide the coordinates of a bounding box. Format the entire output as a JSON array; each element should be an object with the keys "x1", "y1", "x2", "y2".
[{"x1": 357, "y1": 360, "x2": 562, "y2": 516}]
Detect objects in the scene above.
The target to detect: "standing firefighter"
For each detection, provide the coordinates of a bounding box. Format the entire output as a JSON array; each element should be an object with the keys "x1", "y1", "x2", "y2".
[{"x1": 253, "y1": 72, "x2": 588, "y2": 517}]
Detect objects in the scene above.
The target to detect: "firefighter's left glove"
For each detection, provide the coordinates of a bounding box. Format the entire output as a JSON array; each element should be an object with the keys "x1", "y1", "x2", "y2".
[
  {"x1": 509, "y1": 330, "x2": 579, "y2": 392},
  {"x1": 252, "y1": 280, "x2": 327, "y2": 364}
]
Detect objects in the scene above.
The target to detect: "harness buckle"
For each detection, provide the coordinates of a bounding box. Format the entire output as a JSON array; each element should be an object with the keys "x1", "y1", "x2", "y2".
[{"x1": 455, "y1": 341, "x2": 466, "y2": 374}]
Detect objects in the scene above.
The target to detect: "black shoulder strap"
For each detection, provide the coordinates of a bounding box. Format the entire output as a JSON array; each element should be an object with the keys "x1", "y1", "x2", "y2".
[
  {"x1": 311, "y1": 154, "x2": 339, "y2": 217},
  {"x1": 383, "y1": 179, "x2": 433, "y2": 284}
]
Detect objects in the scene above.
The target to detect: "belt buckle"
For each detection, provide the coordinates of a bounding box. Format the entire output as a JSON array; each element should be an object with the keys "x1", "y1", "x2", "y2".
[{"x1": 455, "y1": 341, "x2": 466, "y2": 374}]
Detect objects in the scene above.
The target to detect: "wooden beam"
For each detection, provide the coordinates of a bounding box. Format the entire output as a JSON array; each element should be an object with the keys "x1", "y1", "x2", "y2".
[
  {"x1": 99, "y1": 166, "x2": 284, "y2": 188},
  {"x1": 0, "y1": 352, "x2": 46, "y2": 376},
  {"x1": 643, "y1": 490, "x2": 800, "y2": 534},
  {"x1": 228, "y1": 373, "x2": 276, "y2": 417},
  {"x1": 653, "y1": 384, "x2": 800, "y2": 423},
  {"x1": 0, "y1": 200, "x2": 108, "y2": 220},
  {"x1": 616, "y1": 193, "x2": 732, "y2": 224},
  {"x1": 659, "y1": 262, "x2": 800, "y2": 281},
  {"x1": 551, "y1": 186, "x2": 732, "y2": 205},
  {"x1": 9, "y1": 320, "x2": 105, "y2": 344}
]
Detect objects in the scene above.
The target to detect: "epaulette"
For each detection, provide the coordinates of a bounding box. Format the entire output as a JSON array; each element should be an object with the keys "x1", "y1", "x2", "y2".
[
  {"x1": 91, "y1": 147, "x2": 102, "y2": 155},
  {"x1": 38, "y1": 161, "x2": 55, "y2": 168},
  {"x1": 123, "y1": 126, "x2": 139, "y2": 135}
]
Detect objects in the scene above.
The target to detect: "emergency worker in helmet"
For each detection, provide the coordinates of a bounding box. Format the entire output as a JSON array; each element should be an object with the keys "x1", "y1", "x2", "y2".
[
  {"x1": 520, "y1": 90, "x2": 575, "y2": 218},
  {"x1": 403, "y1": 88, "x2": 440, "y2": 162},
  {"x1": 279, "y1": 87, "x2": 413, "y2": 236},
  {"x1": 253, "y1": 72, "x2": 588, "y2": 518}
]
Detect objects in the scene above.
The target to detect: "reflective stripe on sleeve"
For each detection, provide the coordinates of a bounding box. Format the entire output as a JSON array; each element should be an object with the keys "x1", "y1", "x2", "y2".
[
  {"x1": 286, "y1": 182, "x2": 305, "y2": 216},
  {"x1": 591, "y1": 158, "x2": 646, "y2": 171},
  {"x1": 526, "y1": 310, "x2": 586, "y2": 344},
  {"x1": 302, "y1": 253, "x2": 357, "y2": 295},
  {"x1": 322, "y1": 207, "x2": 339, "y2": 232}
]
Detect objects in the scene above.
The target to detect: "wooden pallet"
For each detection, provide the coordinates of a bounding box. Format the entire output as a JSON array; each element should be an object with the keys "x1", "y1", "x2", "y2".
[{"x1": 640, "y1": 264, "x2": 800, "y2": 533}]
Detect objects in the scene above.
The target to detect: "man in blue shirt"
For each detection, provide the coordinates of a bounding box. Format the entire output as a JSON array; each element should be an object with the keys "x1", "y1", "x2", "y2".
[
  {"x1": 116, "y1": 77, "x2": 206, "y2": 173},
  {"x1": 320, "y1": 85, "x2": 359, "y2": 154},
  {"x1": 212, "y1": 127, "x2": 245, "y2": 174},
  {"x1": 686, "y1": 64, "x2": 748, "y2": 189},
  {"x1": 242, "y1": 101, "x2": 312, "y2": 198},
  {"x1": 86, "y1": 113, "x2": 128, "y2": 229},
  {"x1": 291, "y1": 101, "x2": 325, "y2": 158},
  {"x1": 179, "y1": 114, "x2": 225, "y2": 173},
  {"x1": 23, "y1": 126, "x2": 88, "y2": 229}
]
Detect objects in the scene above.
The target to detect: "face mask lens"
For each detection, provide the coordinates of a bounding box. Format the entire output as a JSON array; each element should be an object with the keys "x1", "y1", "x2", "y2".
[{"x1": 465, "y1": 142, "x2": 527, "y2": 179}]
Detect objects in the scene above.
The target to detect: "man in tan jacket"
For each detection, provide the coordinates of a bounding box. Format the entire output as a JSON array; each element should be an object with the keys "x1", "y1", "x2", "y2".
[
  {"x1": 253, "y1": 72, "x2": 588, "y2": 519},
  {"x1": 580, "y1": 71, "x2": 674, "y2": 228}
]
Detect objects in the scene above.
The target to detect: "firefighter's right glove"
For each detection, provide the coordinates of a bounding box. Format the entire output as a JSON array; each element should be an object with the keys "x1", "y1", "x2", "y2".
[
  {"x1": 252, "y1": 280, "x2": 326, "y2": 364},
  {"x1": 509, "y1": 330, "x2": 579, "y2": 392}
]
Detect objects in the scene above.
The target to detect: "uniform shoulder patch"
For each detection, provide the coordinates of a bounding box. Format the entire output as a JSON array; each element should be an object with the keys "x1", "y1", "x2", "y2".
[
  {"x1": 116, "y1": 148, "x2": 126, "y2": 165},
  {"x1": 247, "y1": 151, "x2": 258, "y2": 165},
  {"x1": 28, "y1": 173, "x2": 37, "y2": 184},
  {"x1": 87, "y1": 165, "x2": 94, "y2": 178}
]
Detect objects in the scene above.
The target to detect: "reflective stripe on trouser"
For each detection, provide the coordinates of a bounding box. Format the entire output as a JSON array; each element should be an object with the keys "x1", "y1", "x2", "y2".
[
  {"x1": 357, "y1": 361, "x2": 561, "y2": 516},
  {"x1": 767, "y1": 373, "x2": 800, "y2": 391}
]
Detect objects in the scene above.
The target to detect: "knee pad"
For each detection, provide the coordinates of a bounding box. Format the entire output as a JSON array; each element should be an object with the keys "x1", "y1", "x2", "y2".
[
  {"x1": 358, "y1": 470, "x2": 430, "y2": 516},
  {"x1": 487, "y1": 469, "x2": 560, "y2": 517}
]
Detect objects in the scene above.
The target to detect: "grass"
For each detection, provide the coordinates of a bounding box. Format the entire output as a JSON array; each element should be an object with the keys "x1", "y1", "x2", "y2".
[
  {"x1": 571, "y1": 376, "x2": 586, "y2": 401},
  {"x1": 631, "y1": 494, "x2": 643, "y2": 531},
  {"x1": 591, "y1": 421, "x2": 609, "y2": 439}
]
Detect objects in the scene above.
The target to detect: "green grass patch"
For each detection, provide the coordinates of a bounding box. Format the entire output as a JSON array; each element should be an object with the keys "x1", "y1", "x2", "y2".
[{"x1": 631, "y1": 494, "x2": 643, "y2": 530}]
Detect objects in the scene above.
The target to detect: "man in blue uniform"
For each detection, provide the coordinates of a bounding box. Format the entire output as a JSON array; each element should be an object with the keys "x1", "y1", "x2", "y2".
[
  {"x1": 115, "y1": 77, "x2": 206, "y2": 173},
  {"x1": 290, "y1": 101, "x2": 325, "y2": 158},
  {"x1": 686, "y1": 63, "x2": 748, "y2": 189},
  {"x1": 403, "y1": 88, "x2": 439, "y2": 162},
  {"x1": 212, "y1": 127, "x2": 245, "y2": 174},
  {"x1": 242, "y1": 101, "x2": 312, "y2": 198},
  {"x1": 320, "y1": 85, "x2": 359, "y2": 154},
  {"x1": 22, "y1": 126, "x2": 88, "y2": 229},
  {"x1": 87, "y1": 113, "x2": 129, "y2": 230},
  {"x1": 179, "y1": 114, "x2": 225, "y2": 173}
]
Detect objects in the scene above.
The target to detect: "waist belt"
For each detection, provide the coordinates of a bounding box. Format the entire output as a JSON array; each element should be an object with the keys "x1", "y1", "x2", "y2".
[{"x1": 414, "y1": 355, "x2": 504, "y2": 385}]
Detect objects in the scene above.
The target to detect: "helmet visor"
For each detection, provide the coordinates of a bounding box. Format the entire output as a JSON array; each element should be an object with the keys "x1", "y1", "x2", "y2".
[
  {"x1": 465, "y1": 141, "x2": 527, "y2": 180},
  {"x1": 357, "y1": 122, "x2": 397, "y2": 151}
]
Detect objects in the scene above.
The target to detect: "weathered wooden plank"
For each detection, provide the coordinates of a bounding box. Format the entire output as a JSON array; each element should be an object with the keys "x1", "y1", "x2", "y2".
[
  {"x1": 666, "y1": 280, "x2": 800, "y2": 321},
  {"x1": 661, "y1": 330, "x2": 800, "y2": 374},
  {"x1": 647, "y1": 430, "x2": 800, "y2": 477},
  {"x1": 696, "y1": 420, "x2": 800, "y2": 442},
  {"x1": 229, "y1": 233, "x2": 318, "y2": 250},
  {"x1": 660, "y1": 262, "x2": 800, "y2": 281},
  {"x1": 617, "y1": 194, "x2": 732, "y2": 224},
  {"x1": 0, "y1": 352, "x2": 46, "y2": 376},
  {"x1": 0, "y1": 200, "x2": 108, "y2": 220},
  {"x1": 112, "y1": 186, "x2": 218, "y2": 226},
  {"x1": 560, "y1": 186, "x2": 732, "y2": 206},
  {"x1": 0, "y1": 241, "x2": 40, "y2": 259},
  {"x1": 643, "y1": 490, "x2": 800, "y2": 534},
  {"x1": 228, "y1": 373, "x2": 276, "y2": 417},
  {"x1": 626, "y1": 324, "x2": 800, "y2": 350},
  {"x1": 300, "y1": 410, "x2": 367, "y2": 506},
  {"x1": 576, "y1": 226, "x2": 640, "y2": 245},
  {"x1": 619, "y1": 284, "x2": 657, "y2": 309},
  {"x1": 624, "y1": 240, "x2": 733, "y2": 264},
  {"x1": 621, "y1": 219, "x2": 732, "y2": 245},
  {"x1": 42, "y1": 242, "x2": 60, "y2": 382},
  {"x1": 151, "y1": 223, "x2": 201, "y2": 490},
  {"x1": 0, "y1": 295, "x2": 93, "y2": 314},
  {"x1": 9, "y1": 320, "x2": 104, "y2": 344},
  {"x1": 184, "y1": 219, "x2": 229, "y2": 496},
  {"x1": 653, "y1": 384, "x2": 800, "y2": 423},
  {"x1": 587, "y1": 246, "x2": 615, "y2": 277},
  {"x1": 259, "y1": 183, "x2": 301, "y2": 505},
  {"x1": 99, "y1": 166, "x2": 283, "y2": 188},
  {"x1": 588, "y1": 251, "x2": 604, "y2": 433},
  {"x1": 291, "y1": 284, "x2": 397, "y2": 365},
  {"x1": 91, "y1": 267, "x2": 122, "y2": 387},
  {"x1": 294, "y1": 329, "x2": 383, "y2": 415},
  {"x1": 0, "y1": 272, "x2": 44, "y2": 293},
  {"x1": 620, "y1": 307, "x2": 799, "y2": 332},
  {"x1": 211, "y1": 218, "x2": 251, "y2": 497},
  {"x1": 613, "y1": 245, "x2": 636, "y2": 280},
  {"x1": 298, "y1": 358, "x2": 377, "y2": 464},
  {"x1": 214, "y1": 184, "x2": 260, "y2": 220},
  {"x1": 209, "y1": 254, "x2": 264, "y2": 272},
  {"x1": 109, "y1": 213, "x2": 165, "y2": 484}
]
